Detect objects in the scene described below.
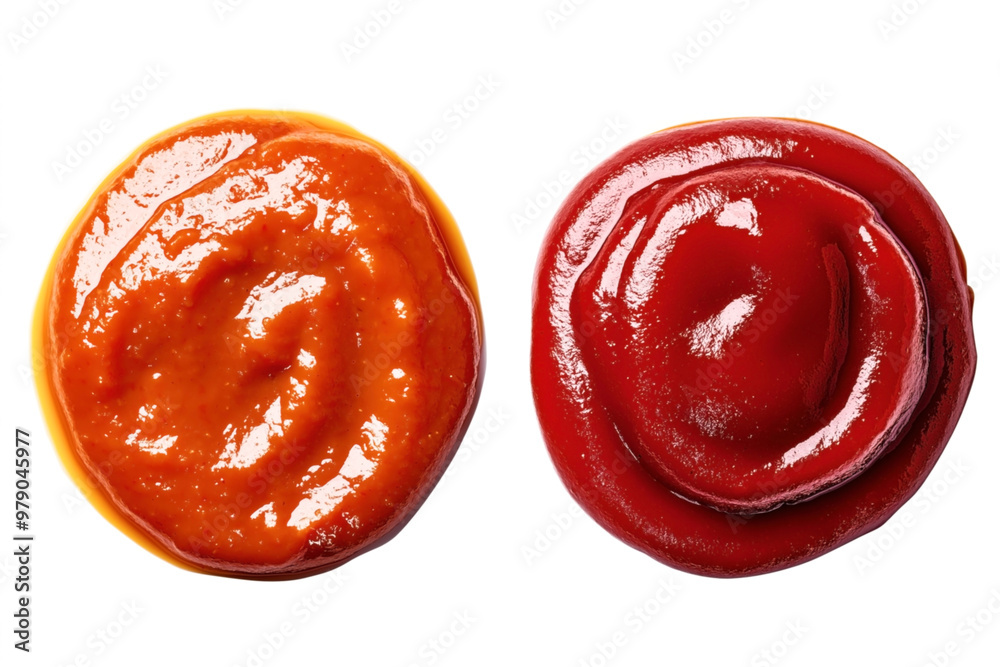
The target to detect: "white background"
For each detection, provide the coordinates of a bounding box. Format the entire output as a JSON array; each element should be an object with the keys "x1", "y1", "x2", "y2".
[{"x1": 1, "y1": 0, "x2": 998, "y2": 665}]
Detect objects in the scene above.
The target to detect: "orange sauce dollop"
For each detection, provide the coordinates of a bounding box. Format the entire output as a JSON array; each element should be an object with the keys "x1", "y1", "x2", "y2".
[{"x1": 36, "y1": 111, "x2": 483, "y2": 578}]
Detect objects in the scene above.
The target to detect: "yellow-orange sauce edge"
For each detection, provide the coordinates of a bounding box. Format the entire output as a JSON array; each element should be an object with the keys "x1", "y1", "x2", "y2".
[{"x1": 33, "y1": 109, "x2": 484, "y2": 578}]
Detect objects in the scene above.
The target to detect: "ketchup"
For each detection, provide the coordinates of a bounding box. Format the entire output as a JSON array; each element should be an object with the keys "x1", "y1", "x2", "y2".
[{"x1": 531, "y1": 118, "x2": 976, "y2": 577}]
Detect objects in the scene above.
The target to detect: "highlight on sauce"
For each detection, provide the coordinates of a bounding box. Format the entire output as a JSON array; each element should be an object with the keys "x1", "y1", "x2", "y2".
[
  {"x1": 36, "y1": 110, "x2": 484, "y2": 578},
  {"x1": 531, "y1": 117, "x2": 976, "y2": 577}
]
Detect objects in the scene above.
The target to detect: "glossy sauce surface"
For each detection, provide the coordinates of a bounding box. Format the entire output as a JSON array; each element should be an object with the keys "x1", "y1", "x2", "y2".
[
  {"x1": 532, "y1": 118, "x2": 975, "y2": 576},
  {"x1": 39, "y1": 111, "x2": 483, "y2": 578}
]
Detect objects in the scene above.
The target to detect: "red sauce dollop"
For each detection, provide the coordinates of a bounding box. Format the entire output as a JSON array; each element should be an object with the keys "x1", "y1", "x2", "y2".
[
  {"x1": 40, "y1": 111, "x2": 483, "y2": 578},
  {"x1": 531, "y1": 118, "x2": 976, "y2": 577}
]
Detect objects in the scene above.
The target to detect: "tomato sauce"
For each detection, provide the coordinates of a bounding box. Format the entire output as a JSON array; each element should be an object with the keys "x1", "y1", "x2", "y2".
[
  {"x1": 37, "y1": 111, "x2": 484, "y2": 578},
  {"x1": 531, "y1": 118, "x2": 976, "y2": 577}
]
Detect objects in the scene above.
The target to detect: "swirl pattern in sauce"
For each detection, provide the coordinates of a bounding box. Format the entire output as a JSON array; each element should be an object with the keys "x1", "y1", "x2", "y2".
[
  {"x1": 39, "y1": 111, "x2": 483, "y2": 578},
  {"x1": 531, "y1": 118, "x2": 975, "y2": 577}
]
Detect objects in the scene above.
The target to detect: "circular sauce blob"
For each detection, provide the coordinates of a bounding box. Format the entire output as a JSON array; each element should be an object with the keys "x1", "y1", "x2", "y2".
[
  {"x1": 38, "y1": 111, "x2": 483, "y2": 578},
  {"x1": 532, "y1": 118, "x2": 975, "y2": 577}
]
